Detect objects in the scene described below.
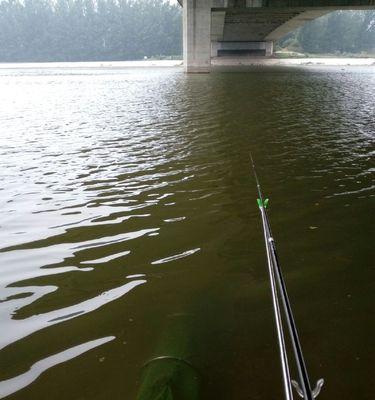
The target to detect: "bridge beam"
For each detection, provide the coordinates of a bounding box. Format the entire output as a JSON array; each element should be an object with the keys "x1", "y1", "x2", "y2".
[{"x1": 183, "y1": 0, "x2": 212, "y2": 73}]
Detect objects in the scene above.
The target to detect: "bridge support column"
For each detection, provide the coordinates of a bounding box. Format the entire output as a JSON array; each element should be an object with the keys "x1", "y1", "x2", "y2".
[
  {"x1": 265, "y1": 41, "x2": 274, "y2": 56},
  {"x1": 183, "y1": 0, "x2": 211, "y2": 73}
]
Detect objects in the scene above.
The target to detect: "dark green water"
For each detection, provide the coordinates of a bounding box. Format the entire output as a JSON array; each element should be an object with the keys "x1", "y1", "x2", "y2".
[{"x1": 0, "y1": 65, "x2": 374, "y2": 400}]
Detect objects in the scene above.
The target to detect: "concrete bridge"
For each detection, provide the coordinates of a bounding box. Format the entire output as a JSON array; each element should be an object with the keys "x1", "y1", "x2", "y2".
[{"x1": 180, "y1": 0, "x2": 375, "y2": 72}]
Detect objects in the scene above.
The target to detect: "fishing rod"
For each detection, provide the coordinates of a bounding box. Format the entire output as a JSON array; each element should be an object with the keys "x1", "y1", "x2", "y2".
[{"x1": 250, "y1": 154, "x2": 324, "y2": 400}]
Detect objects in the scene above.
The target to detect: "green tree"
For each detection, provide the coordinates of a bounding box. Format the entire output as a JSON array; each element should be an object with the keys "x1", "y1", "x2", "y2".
[
  {"x1": 0, "y1": 0, "x2": 182, "y2": 62},
  {"x1": 278, "y1": 10, "x2": 375, "y2": 55}
]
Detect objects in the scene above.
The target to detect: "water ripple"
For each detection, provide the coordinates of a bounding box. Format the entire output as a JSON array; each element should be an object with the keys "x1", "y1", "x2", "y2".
[
  {"x1": 0, "y1": 279, "x2": 145, "y2": 350},
  {"x1": 0, "y1": 65, "x2": 373, "y2": 399},
  {"x1": 0, "y1": 336, "x2": 115, "y2": 398},
  {"x1": 151, "y1": 248, "x2": 201, "y2": 265}
]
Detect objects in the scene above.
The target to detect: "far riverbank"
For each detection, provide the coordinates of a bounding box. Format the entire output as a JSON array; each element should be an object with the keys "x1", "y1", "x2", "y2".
[
  {"x1": 211, "y1": 57, "x2": 375, "y2": 67},
  {"x1": 0, "y1": 58, "x2": 374, "y2": 70}
]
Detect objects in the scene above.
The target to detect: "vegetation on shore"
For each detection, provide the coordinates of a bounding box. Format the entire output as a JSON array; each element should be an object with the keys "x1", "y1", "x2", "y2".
[
  {"x1": 277, "y1": 11, "x2": 375, "y2": 56},
  {"x1": 0, "y1": 0, "x2": 182, "y2": 62}
]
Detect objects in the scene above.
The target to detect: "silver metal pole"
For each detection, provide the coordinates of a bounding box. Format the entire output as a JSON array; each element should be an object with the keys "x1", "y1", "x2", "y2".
[
  {"x1": 250, "y1": 153, "x2": 323, "y2": 400},
  {"x1": 264, "y1": 219, "x2": 313, "y2": 400},
  {"x1": 259, "y1": 204, "x2": 294, "y2": 400}
]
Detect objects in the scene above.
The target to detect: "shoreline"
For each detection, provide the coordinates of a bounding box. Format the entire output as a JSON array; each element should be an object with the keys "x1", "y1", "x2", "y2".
[
  {"x1": 0, "y1": 58, "x2": 374, "y2": 69},
  {"x1": 0, "y1": 60, "x2": 183, "y2": 69},
  {"x1": 211, "y1": 57, "x2": 375, "y2": 67}
]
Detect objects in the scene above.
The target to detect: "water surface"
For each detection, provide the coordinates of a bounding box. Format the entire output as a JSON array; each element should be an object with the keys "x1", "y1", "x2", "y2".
[{"x1": 0, "y1": 64, "x2": 374, "y2": 399}]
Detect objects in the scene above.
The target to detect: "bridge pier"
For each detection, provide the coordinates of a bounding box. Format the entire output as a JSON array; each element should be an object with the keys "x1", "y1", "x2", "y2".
[{"x1": 183, "y1": 0, "x2": 211, "y2": 73}]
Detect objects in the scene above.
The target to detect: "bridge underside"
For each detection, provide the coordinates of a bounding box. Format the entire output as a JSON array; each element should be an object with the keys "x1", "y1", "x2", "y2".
[{"x1": 182, "y1": 0, "x2": 375, "y2": 72}]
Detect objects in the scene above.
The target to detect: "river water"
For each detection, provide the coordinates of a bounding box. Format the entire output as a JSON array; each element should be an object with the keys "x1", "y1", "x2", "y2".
[{"x1": 0, "y1": 64, "x2": 373, "y2": 400}]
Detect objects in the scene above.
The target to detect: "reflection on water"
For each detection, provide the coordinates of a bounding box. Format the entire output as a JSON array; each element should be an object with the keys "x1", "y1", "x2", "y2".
[
  {"x1": 0, "y1": 279, "x2": 145, "y2": 350},
  {"x1": 0, "y1": 65, "x2": 374, "y2": 400},
  {"x1": 0, "y1": 336, "x2": 115, "y2": 398},
  {"x1": 151, "y1": 248, "x2": 201, "y2": 265}
]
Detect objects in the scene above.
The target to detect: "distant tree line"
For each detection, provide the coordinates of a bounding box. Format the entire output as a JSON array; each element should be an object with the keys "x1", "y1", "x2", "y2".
[
  {"x1": 0, "y1": 0, "x2": 182, "y2": 62},
  {"x1": 278, "y1": 10, "x2": 375, "y2": 55},
  {"x1": 0, "y1": 1, "x2": 374, "y2": 62}
]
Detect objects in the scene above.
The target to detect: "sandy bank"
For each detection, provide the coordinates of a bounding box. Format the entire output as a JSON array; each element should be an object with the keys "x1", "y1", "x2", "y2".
[
  {"x1": 0, "y1": 58, "x2": 374, "y2": 69},
  {"x1": 0, "y1": 60, "x2": 183, "y2": 69},
  {"x1": 211, "y1": 57, "x2": 375, "y2": 67}
]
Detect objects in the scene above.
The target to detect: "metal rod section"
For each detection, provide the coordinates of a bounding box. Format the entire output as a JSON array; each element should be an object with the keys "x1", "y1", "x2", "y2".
[
  {"x1": 265, "y1": 220, "x2": 313, "y2": 400},
  {"x1": 259, "y1": 204, "x2": 294, "y2": 400},
  {"x1": 250, "y1": 153, "x2": 316, "y2": 400}
]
